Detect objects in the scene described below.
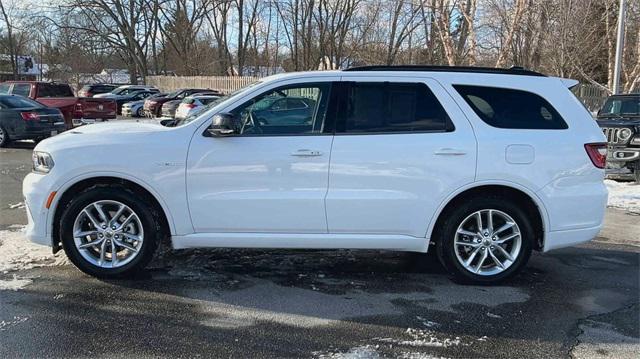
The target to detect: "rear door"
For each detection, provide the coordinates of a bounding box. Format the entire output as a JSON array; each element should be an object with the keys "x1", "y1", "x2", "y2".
[{"x1": 325, "y1": 77, "x2": 477, "y2": 237}]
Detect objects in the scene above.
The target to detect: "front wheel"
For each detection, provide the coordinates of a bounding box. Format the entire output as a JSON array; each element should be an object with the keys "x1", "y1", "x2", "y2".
[
  {"x1": 436, "y1": 197, "x2": 533, "y2": 283},
  {"x1": 0, "y1": 126, "x2": 9, "y2": 147},
  {"x1": 59, "y1": 185, "x2": 162, "y2": 278}
]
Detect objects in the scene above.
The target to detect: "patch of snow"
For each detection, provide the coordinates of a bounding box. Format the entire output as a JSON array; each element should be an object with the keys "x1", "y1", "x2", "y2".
[
  {"x1": 486, "y1": 312, "x2": 502, "y2": 319},
  {"x1": 377, "y1": 328, "x2": 463, "y2": 348},
  {"x1": 0, "y1": 227, "x2": 68, "y2": 274},
  {"x1": 605, "y1": 180, "x2": 640, "y2": 212},
  {"x1": 0, "y1": 316, "x2": 29, "y2": 331},
  {"x1": 416, "y1": 316, "x2": 439, "y2": 328},
  {"x1": 313, "y1": 345, "x2": 381, "y2": 359},
  {"x1": 8, "y1": 202, "x2": 25, "y2": 209},
  {"x1": 0, "y1": 275, "x2": 33, "y2": 290}
]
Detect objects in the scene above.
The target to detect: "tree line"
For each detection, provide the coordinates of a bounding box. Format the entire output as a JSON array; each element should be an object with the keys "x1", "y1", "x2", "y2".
[{"x1": 0, "y1": 0, "x2": 638, "y2": 93}]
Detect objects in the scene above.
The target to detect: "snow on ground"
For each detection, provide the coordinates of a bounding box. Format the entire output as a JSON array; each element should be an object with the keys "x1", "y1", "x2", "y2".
[
  {"x1": 0, "y1": 226, "x2": 67, "y2": 274},
  {"x1": 605, "y1": 180, "x2": 640, "y2": 212}
]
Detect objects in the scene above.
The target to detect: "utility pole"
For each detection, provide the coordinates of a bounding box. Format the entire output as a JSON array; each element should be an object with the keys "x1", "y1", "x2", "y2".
[{"x1": 612, "y1": 0, "x2": 626, "y2": 94}]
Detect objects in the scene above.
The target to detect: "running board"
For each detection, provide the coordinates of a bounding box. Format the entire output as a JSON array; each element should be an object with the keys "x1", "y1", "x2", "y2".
[{"x1": 171, "y1": 232, "x2": 428, "y2": 252}]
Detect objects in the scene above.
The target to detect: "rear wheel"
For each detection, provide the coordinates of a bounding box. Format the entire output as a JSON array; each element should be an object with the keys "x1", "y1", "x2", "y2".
[
  {"x1": 0, "y1": 126, "x2": 9, "y2": 147},
  {"x1": 436, "y1": 196, "x2": 533, "y2": 283},
  {"x1": 59, "y1": 185, "x2": 162, "y2": 278}
]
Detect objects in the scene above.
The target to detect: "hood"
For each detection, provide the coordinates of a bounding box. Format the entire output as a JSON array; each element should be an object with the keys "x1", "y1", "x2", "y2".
[
  {"x1": 596, "y1": 117, "x2": 640, "y2": 127},
  {"x1": 122, "y1": 100, "x2": 144, "y2": 107},
  {"x1": 36, "y1": 121, "x2": 172, "y2": 153}
]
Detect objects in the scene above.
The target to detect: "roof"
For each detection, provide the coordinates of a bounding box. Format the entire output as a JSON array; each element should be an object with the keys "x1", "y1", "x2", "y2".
[{"x1": 343, "y1": 65, "x2": 546, "y2": 77}]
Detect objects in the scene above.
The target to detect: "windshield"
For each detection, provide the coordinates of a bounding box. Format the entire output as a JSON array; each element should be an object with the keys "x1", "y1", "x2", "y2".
[
  {"x1": 599, "y1": 97, "x2": 640, "y2": 118},
  {"x1": 174, "y1": 82, "x2": 261, "y2": 127}
]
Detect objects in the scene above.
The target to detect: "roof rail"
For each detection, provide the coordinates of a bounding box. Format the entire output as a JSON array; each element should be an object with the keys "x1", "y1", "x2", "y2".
[{"x1": 343, "y1": 65, "x2": 546, "y2": 77}]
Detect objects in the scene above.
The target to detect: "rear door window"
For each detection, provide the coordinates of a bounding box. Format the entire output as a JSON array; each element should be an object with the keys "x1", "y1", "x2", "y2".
[
  {"x1": 11, "y1": 83, "x2": 32, "y2": 97},
  {"x1": 336, "y1": 82, "x2": 453, "y2": 133},
  {"x1": 454, "y1": 85, "x2": 568, "y2": 129}
]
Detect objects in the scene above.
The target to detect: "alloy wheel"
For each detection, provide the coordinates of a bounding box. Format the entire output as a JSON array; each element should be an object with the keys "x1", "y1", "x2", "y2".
[
  {"x1": 72, "y1": 200, "x2": 144, "y2": 268},
  {"x1": 453, "y1": 209, "x2": 522, "y2": 276}
]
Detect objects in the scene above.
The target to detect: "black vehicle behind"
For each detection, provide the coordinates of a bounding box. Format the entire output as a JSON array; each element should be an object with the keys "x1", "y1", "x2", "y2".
[
  {"x1": 596, "y1": 94, "x2": 640, "y2": 182},
  {"x1": 0, "y1": 95, "x2": 66, "y2": 147}
]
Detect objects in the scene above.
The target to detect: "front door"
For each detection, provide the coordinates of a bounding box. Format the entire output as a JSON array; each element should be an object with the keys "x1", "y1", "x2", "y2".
[{"x1": 186, "y1": 79, "x2": 335, "y2": 233}]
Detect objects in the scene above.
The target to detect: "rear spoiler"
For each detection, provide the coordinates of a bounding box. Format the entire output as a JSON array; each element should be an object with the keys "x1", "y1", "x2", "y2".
[{"x1": 553, "y1": 77, "x2": 580, "y2": 90}]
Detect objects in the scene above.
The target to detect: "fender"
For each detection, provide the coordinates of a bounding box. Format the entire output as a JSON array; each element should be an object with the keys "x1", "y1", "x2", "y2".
[
  {"x1": 46, "y1": 171, "x2": 179, "y2": 241},
  {"x1": 424, "y1": 179, "x2": 551, "y2": 244}
]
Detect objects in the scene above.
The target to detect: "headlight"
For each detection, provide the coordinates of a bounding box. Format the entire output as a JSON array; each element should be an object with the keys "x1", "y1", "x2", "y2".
[
  {"x1": 632, "y1": 136, "x2": 640, "y2": 145},
  {"x1": 32, "y1": 151, "x2": 54, "y2": 174},
  {"x1": 619, "y1": 128, "x2": 632, "y2": 141}
]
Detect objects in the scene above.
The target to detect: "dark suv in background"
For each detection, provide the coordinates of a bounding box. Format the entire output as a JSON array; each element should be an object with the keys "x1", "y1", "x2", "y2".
[{"x1": 596, "y1": 94, "x2": 640, "y2": 182}]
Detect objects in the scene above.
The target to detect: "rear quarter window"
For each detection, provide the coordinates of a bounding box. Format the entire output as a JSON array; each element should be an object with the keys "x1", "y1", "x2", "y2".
[{"x1": 454, "y1": 85, "x2": 568, "y2": 129}]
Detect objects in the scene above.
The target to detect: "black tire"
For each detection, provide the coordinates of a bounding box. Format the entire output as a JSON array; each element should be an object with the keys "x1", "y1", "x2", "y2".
[
  {"x1": 435, "y1": 195, "x2": 533, "y2": 284},
  {"x1": 59, "y1": 185, "x2": 163, "y2": 278},
  {"x1": 0, "y1": 125, "x2": 9, "y2": 147}
]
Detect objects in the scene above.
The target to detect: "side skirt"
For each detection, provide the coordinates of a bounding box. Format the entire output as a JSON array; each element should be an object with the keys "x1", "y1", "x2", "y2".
[{"x1": 171, "y1": 232, "x2": 429, "y2": 253}]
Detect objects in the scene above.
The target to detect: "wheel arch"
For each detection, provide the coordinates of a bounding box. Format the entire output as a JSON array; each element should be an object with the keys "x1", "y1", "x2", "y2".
[
  {"x1": 50, "y1": 174, "x2": 174, "y2": 253},
  {"x1": 426, "y1": 182, "x2": 549, "y2": 252}
]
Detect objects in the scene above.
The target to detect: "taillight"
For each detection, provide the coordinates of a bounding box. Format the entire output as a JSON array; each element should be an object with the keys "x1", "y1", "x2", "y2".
[
  {"x1": 185, "y1": 104, "x2": 196, "y2": 109},
  {"x1": 584, "y1": 143, "x2": 607, "y2": 169},
  {"x1": 21, "y1": 112, "x2": 40, "y2": 121}
]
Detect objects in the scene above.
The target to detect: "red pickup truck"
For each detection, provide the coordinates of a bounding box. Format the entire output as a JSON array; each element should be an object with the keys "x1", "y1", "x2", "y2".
[{"x1": 0, "y1": 81, "x2": 117, "y2": 128}]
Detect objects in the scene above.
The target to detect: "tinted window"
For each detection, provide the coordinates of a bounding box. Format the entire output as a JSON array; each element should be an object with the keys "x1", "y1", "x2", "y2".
[
  {"x1": 0, "y1": 83, "x2": 10, "y2": 94},
  {"x1": 231, "y1": 83, "x2": 330, "y2": 136},
  {"x1": 12, "y1": 83, "x2": 31, "y2": 97},
  {"x1": 37, "y1": 83, "x2": 74, "y2": 97},
  {"x1": 339, "y1": 82, "x2": 452, "y2": 133},
  {"x1": 599, "y1": 96, "x2": 639, "y2": 117},
  {"x1": 454, "y1": 85, "x2": 568, "y2": 129},
  {"x1": 0, "y1": 96, "x2": 42, "y2": 108}
]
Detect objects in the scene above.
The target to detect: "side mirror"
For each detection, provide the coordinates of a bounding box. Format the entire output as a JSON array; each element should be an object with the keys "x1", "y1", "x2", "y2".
[{"x1": 207, "y1": 113, "x2": 240, "y2": 137}]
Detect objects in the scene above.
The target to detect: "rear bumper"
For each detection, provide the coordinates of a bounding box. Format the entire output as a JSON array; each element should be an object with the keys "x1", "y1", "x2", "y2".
[{"x1": 543, "y1": 225, "x2": 602, "y2": 252}]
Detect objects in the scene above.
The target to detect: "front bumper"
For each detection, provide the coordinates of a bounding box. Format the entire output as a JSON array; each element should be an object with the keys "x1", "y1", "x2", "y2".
[
  {"x1": 23, "y1": 172, "x2": 57, "y2": 247},
  {"x1": 605, "y1": 147, "x2": 639, "y2": 179}
]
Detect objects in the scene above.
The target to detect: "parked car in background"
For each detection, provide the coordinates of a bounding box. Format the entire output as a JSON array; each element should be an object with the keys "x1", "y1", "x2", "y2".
[
  {"x1": 0, "y1": 95, "x2": 66, "y2": 147},
  {"x1": 24, "y1": 66, "x2": 607, "y2": 283},
  {"x1": 94, "y1": 85, "x2": 158, "y2": 99},
  {"x1": 596, "y1": 93, "x2": 640, "y2": 182},
  {"x1": 121, "y1": 93, "x2": 164, "y2": 118},
  {"x1": 113, "y1": 90, "x2": 159, "y2": 114},
  {"x1": 0, "y1": 81, "x2": 116, "y2": 128},
  {"x1": 250, "y1": 95, "x2": 317, "y2": 126},
  {"x1": 78, "y1": 84, "x2": 119, "y2": 97},
  {"x1": 161, "y1": 99, "x2": 182, "y2": 118},
  {"x1": 143, "y1": 88, "x2": 217, "y2": 117},
  {"x1": 175, "y1": 94, "x2": 222, "y2": 120}
]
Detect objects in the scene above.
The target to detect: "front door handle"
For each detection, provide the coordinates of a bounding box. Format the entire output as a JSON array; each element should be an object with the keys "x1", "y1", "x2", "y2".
[
  {"x1": 434, "y1": 148, "x2": 467, "y2": 156},
  {"x1": 291, "y1": 149, "x2": 323, "y2": 157}
]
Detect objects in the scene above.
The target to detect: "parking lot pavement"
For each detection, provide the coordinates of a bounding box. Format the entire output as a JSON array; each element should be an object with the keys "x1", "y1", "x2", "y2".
[{"x1": 1, "y1": 142, "x2": 638, "y2": 358}]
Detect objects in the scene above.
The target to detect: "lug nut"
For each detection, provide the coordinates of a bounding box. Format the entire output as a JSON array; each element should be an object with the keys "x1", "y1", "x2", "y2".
[
  {"x1": 102, "y1": 225, "x2": 107, "y2": 229},
  {"x1": 111, "y1": 225, "x2": 116, "y2": 230},
  {"x1": 114, "y1": 235, "x2": 119, "y2": 239}
]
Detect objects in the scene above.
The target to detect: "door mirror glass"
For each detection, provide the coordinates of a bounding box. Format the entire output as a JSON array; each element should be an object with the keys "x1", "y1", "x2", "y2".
[{"x1": 207, "y1": 113, "x2": 240, "y2": 137}]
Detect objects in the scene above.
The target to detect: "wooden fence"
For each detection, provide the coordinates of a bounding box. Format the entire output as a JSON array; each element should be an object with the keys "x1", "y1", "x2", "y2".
[
  {"x1": 148, "y1": 75, "x2": 611, "y2": 112},
  {"x1": 146, "y1": 75, "x2": 259, "y2": 94}
]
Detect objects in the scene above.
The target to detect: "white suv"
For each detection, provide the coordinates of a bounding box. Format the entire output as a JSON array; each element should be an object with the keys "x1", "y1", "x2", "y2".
[{"x1": 23, "y1": 66, "x2": 608, "y2": 283}]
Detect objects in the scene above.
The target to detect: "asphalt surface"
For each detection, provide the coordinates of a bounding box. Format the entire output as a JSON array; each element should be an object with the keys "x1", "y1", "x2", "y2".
[{"x1": 1, "y1": 141, "x2": 639, "y2": 358}]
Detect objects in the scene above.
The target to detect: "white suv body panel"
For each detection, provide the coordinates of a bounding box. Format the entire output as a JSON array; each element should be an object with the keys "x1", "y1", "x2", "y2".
[{"x1": 23, "y1": 70, "x2": 607, "y2": 254}]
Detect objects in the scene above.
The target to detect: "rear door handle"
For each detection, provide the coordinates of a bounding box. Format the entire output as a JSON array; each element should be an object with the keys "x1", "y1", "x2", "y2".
[
  {"x1": 291, "y1": 149, "x2": 323, "y2": 157},
  {"x1": 434, "y1": 148, "x2": 467, "y2": 156}
]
